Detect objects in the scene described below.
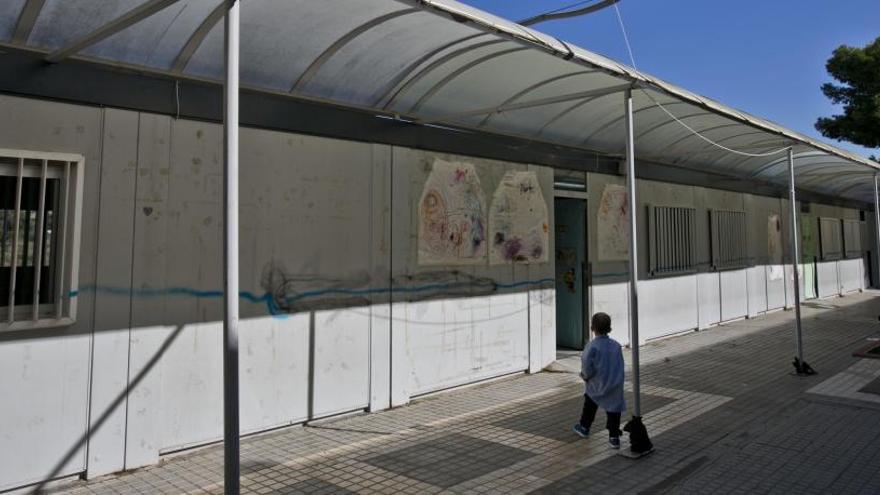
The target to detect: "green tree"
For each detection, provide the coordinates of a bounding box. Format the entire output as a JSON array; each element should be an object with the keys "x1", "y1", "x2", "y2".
[{"x1": 815, "y1": 36, "x2": 880, "y2": 154}]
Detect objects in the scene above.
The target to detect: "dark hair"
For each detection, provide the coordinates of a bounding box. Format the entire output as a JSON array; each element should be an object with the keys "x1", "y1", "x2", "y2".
[{"x1": 591, "y1": 312, "x2": 612, "y2": 335}]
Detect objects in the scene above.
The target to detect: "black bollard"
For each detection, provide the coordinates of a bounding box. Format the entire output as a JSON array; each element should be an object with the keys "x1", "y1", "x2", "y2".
[{"x1": 623, "y1": 416, "x2": 654, "y2": 456}]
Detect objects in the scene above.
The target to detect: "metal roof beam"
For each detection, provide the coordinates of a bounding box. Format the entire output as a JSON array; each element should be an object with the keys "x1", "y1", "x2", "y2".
[
  {"x1": 519, "y1": 0, "x2": 620, "y2": 26},
  {"x1": 172, "y1": 1, "x2": 225, "y2": 73},
  {"x1": 46, "y1": 0, "x2": 180, "y2": 63},
  {"x1": 11, "y1": 0, "x2": 45, "y2": 44},
  {"x1": 416, "y1": 82, "x2": 633, "y2": 125}
]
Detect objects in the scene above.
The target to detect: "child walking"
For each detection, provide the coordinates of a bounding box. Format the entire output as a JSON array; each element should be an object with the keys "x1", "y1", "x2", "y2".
[{"x1": 573, "y1": 312, "x2": 626, "y2": 449}]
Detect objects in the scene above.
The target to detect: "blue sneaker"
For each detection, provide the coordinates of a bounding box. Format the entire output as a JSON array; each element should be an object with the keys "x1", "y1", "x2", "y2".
[
  {"x1": 609, "y1": 436, "x2": 621, "y2": 449},
  {"x1": 572, "y1": 424, "x2": 590, "y2": 438}
]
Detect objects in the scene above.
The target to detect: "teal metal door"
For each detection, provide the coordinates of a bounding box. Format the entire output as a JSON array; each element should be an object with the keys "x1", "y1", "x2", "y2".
[{"x1": 555, "y1": 198, "x2": 586, "y2": 349}]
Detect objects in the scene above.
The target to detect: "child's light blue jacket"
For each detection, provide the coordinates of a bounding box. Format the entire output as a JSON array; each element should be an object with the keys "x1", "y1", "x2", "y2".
[{"x1": 581, "y1": 334, "x2": 626, "y2": 413}]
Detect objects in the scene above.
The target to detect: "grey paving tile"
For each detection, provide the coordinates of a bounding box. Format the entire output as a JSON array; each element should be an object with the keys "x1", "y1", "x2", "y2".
[{"x1": 364, "y1": 433, "x2": 534, "y2": 488}]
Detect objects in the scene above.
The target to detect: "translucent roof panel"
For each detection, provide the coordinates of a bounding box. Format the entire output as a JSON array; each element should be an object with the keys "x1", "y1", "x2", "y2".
[
  {"x1": 82, "y1": 0, "x2": 223, "y2": 70},
  {"x1": 0, "y1": 0, "x2": 875, "y2": 203},
  {"x1": 187, "y1": 0, "x2": 405, "y2": 91},
  {"x1": 0, "y1": 0, "x2": 26, "y2": 42},
  {"x1": 297, "y1": 11, "x2": 483, "y2": 106},
  {"x1": 28, "y1": 0, "x2": 145, "y2": 49}
]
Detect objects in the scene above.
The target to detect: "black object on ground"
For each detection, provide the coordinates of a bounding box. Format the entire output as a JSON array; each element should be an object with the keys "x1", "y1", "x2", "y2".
[
  {"x1": 792, "y1": 356, "x2": 817, "y2": 376},
  {"x1": 623, "y1": 416, "x2": 654, "y2": 456}
]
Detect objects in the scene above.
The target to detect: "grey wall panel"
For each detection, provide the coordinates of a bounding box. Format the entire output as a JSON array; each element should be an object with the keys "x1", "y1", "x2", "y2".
[
  {"x1": 636, "y1": 181, "x2": 698, "y2": 342},
  {"x1": 0, "y1": 95, "x2": 101, "y2": 490},
  {"x1": 368, "y1": 145, "x2": 393, "y2": 412},
  {"x1": 586, "y1": 173, "x2": 631, "y2": 343},
  {"x1": 236, "y1": 126, "x2": 376, "y2": 419},
  {"x1": 86, "y1": 108, "x2": 139, "y2": 478},
  {"x1": 124, "y1": 112, "x2": 174, "y2": 468}
]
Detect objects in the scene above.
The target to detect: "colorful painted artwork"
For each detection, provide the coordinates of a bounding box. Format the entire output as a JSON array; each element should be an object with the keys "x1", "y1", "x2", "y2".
[
  {"x1": 768, "y1": 214, "x2": 783, "y2": 280},
  {"x1": 596, "y1": 184, "x2": 629, "y2": 261},
  {"x1": 418, "y1": 159, "x2": 487, "y2": 265},
  {"x1": 489, "y1": 171, "x2": 549, "y2": 264}
]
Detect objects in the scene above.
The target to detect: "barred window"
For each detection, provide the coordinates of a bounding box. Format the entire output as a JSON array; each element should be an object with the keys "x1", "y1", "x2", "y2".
[
  {"x1": 842, "y1": 219, "x2": 862, "y2": 259},
  {"x1": 648, "y1": 205, "x2": 696, "y2": 275},
  {"x1": 818, "y1": 217, "x2": 843, "y2": 261},
  {"x1": 710, "y1": 210, "x2": 747, "y2": 269},
  {"x1": 1, "y1": 151, "x2": 83, "y2": 331}
]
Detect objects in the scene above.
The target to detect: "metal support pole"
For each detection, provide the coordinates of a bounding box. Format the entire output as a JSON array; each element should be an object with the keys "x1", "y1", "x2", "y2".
[
  {"x1": 787, "y1": 149, "x2": 812, "y2": 375},
  {"x1": 624, "y1": 89, "x2": 641, "y2": 418},
  {"x1": 223, "y1": 1, "x2": 240, "y2": 494},
  {"x1": 621, "y1": 88, "x2": 653, "y2": 456},
  {"x1": 874, "y1": 173, "x2": 880, "y2": 289}
]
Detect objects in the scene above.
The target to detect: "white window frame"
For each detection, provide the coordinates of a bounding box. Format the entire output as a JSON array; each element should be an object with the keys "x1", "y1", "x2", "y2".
[
  {"x1": 710, "y1": 209, "x2": 748, "y2": 270},
  {"x1": 0, "y1": 149, "x2": 84, "y2": 332},
  {"x1": 647, "y1": 205, "x2": 697, "y2": 276}
]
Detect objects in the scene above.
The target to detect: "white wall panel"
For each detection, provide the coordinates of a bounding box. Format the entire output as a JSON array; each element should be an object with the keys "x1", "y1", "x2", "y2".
[
  {"x1": 638, "y1": 275, "x2": 698, "y2": 342},
  {"x1": 746, "y1": 266, "x2": 766, "y2": 317},
  {"x1": 240, "y1": 317, "x2": 309, "y2": 431},
  {"x1": 766, "y1": 265, "x2": 787, "y2": 310},
  {"x1": 473, "y1": 292, "x2": 529, "y2": 379},
  {"x1": 313, "y1": 309, "x2": 370, "y2": 417},
  {"x1": 529, "y1": 287, "x2": 556, "y2": 372},
  {"x1": 590, "y1": 282, "x2": 630, "y2": 347},
  {"x1": 720, "y1": 269, "x2": 748, "y2": 321},
  {"x1": 839, "y1": 258, "x2": 862, "y2": 293},
  {"x1": 396, "y1": 294, "x2": 528, "y2": 396},
  {"x1": 697, "y1": 272, "x2": 721, "y2": 328},
  {"x1": 817, "y1": 261, "x2": 839, "y2": 298}
]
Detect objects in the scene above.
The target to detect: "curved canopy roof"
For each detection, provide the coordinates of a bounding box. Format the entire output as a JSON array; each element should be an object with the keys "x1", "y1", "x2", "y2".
[{"x1": 1, "y1": 0, "x2": 877, "y2": 202}]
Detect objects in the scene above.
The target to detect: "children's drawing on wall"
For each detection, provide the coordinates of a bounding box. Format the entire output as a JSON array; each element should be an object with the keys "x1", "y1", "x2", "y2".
[
  {"x1": 768, "y1": 214, "x2": 784, "y2": 280},
  {"x1": 489, "y1": 171, "x2": 549, "y2": 264},
  {"x1": 596, "y1": 184, "x2": 629, "y2": 260},
  {"x1": 418, "y1": 159, "x2": 487, "y2": 265}
]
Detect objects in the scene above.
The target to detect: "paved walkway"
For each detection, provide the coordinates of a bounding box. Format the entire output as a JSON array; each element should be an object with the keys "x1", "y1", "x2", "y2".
[{"x1": 45, "y1": 292, "x2": 880, "y2": 495}]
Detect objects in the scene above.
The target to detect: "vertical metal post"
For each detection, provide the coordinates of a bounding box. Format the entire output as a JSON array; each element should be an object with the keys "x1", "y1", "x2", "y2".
[
  {"x1": 223, "y1": 1, "x2": 240, "y2": 494},
  {"x1": 624, "y1": 89, "x2": 641, "y2": 417},
  {"x1": 7, "y1": 159, "x2": 23, "y2": 324},
  {"x1": 787, "y1": 148, "x2": 804, "y2": 366},
  {"x1": 874, "y1": 173, "x2": 880, "y2": 289},
  {"x1": 56, "y1": 162, "x2": 71, "y2": 319},
  {"x1": 32, "y1": 160, "x2": 47, "y2": 320}
]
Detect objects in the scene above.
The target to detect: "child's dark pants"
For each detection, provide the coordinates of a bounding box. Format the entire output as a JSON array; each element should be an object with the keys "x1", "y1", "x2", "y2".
[{"x1": 579, "y1": 394, "x2": 622, "y2": 437}]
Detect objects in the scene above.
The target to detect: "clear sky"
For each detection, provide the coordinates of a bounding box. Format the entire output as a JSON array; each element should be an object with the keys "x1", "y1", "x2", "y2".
[{"x1": 461, "y1": 0, "x2": 880, "y2": 158}]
